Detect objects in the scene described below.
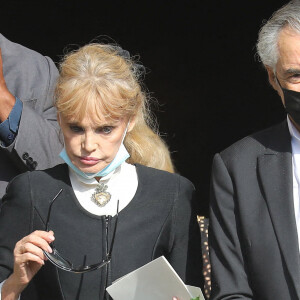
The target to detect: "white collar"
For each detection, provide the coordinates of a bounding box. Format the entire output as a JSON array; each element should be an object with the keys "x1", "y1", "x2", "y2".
[
  {"x1": 68, "y1": 162, "x2": 138, "y2": 216},
  {"x1": 287, "y1": 116, "x2": 300, "y2": 154}
]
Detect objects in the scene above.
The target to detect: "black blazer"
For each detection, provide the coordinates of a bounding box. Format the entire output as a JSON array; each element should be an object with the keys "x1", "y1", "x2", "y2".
[
  {"x1": 209, "y1": 120, "x2": 300, "y2": 300},
  {"x1": 0, "y1": 164, "x2": 203, "y2": 300}
]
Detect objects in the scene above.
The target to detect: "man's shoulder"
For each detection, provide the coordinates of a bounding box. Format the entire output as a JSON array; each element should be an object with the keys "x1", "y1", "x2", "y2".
[{"x1": 219, "y1": 120, "x2": 289, "y2": 162}]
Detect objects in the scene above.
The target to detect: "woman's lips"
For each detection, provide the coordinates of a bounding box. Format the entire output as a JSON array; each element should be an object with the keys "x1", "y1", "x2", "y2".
[{"x1": 79, "y1": 156, "x2": 100, "y2": 166}]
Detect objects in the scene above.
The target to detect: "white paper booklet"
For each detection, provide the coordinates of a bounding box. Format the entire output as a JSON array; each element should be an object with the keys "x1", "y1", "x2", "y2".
[{"x1": 106, "y1": 256, "x2": 205, "y2": 300}]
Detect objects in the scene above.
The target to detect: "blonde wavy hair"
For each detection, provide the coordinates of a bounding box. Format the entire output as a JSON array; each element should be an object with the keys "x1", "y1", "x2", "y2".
[{"x1": 55, "y1": 43, "x2": 174, "y2": 173}]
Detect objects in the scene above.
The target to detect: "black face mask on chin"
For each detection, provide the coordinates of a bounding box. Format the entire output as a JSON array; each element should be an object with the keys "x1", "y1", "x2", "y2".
[{"x1": 277, "y1": 77, "x2": 300, "y2": 125}]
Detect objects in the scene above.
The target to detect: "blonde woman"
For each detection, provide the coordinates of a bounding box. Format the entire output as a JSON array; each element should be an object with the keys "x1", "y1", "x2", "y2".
[{"x1": 0, "y1": 43, "x2": 202, "y2": 300}]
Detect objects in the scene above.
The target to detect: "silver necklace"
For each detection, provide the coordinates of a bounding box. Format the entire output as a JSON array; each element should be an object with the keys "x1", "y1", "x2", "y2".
[{"x1": 91, "y1": 182, "x2": 111, "y2": 207}]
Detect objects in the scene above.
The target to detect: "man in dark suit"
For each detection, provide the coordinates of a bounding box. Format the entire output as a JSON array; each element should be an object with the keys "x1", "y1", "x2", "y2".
[
  {"x1": 0, "y1": 34, "x2": 63, "y2": 199},
  {"x1": 210, "y1": 1, "x2": 300, "y2": 299}
]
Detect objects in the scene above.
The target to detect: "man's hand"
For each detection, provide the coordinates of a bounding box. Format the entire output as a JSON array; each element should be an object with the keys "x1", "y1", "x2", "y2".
[{"x1": 0, "y1": 48, "x2": 16, "y2": 122}]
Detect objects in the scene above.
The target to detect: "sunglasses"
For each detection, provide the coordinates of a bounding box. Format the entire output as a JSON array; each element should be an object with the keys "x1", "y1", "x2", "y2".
[{"x1": 43, "y1": 189, "x2": 119, "y2": 273}]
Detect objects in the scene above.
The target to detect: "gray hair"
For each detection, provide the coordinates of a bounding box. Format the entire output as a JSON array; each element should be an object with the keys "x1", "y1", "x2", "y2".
[{"x1": 256, "y1": 0, "x2": 300, "y2": 71}]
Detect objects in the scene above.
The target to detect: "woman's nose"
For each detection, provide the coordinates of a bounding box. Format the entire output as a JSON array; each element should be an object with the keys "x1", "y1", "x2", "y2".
[{"x1": 82, "y1": 133, "x2": 97, "y2": 152}]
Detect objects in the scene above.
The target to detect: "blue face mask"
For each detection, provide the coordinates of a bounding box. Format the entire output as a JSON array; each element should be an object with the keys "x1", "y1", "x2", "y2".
[{"x1": 59, "y1": 124, "x2": 130, "y2": 179}]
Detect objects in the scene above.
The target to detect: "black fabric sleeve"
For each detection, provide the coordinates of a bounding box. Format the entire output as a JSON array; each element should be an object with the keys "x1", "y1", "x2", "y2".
[
  {"x1": 168, "y1": 175, "x2": 204, "y2": 290},
  {"x1": 209, "y1": 154, "x2": 253, "y2": 299},
  {"x1": 0, "y1": 172, "x2": 33, "y2": 281}
]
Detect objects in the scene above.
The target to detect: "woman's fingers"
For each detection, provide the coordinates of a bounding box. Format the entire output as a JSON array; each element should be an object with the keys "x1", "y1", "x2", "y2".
[
  {"x1": 15, "y1": 230, "x2": 55, "y2": 259},
  {"x1": 16, "y1": 241, "x2": 47, "y2": 261},
  {"x1": 21, "y1": 230, "x2": 54, "y2": 247},
  {"x1": 15, "y1": 252, "x2": 45, "y2": 266},
  {"x1": 8, "y1": 231, "x2": 55, "y2": 289}
]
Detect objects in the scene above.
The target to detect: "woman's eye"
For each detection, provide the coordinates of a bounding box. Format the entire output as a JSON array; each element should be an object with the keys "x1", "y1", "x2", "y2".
[
  {"x1": 97, "y1": 126, "x2": 113, "y2": 134},
  {"x1": 70, "y1": 125, "x2": 84, "y2": 133}
]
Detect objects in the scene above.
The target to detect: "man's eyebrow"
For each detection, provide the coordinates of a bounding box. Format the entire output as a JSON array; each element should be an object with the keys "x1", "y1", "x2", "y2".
[{"x1": 284, "y1": 68, "x2": 300, "y2": 74}]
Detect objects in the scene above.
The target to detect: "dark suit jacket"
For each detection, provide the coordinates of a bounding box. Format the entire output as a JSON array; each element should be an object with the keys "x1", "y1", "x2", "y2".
[
  {"x1": 0, "y1": 34, "x2": 63, "y2": 199},
  {"x1": 209, "y1": 120, "x2": 300, "y2": 300}
]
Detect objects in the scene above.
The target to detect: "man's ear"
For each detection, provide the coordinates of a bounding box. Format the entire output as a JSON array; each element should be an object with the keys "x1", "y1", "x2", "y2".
[
  {"x1": 266, "y1": 66, "x2": 279, "y2": 91},
  {"x1": 266, "y1": 65, "x2": 285, "y2": 102}
]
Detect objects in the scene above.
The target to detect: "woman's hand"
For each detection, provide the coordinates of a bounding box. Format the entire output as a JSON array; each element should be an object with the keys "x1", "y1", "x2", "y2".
[
  {"x1": 13, "y1": 230, "x2": 55, "y2": 285},
  {"x1": 2, "y1": 230, "x2": 55, "y2": 299}
]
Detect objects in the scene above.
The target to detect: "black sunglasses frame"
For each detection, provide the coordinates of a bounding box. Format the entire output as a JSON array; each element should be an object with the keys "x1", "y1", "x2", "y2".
[{"x1": 43, "y1": 189, "x2": 119, "y2": 273}]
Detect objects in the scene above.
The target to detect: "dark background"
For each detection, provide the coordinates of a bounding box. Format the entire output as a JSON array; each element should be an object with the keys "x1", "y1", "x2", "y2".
[{"x1": 1, "y1": 0, "x2": 290, "y2": 216}]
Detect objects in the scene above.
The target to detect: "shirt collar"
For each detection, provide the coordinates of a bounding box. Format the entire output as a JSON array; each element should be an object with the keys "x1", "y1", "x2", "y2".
[{"x1": 287, "y1": 116, "x2": 300, "y2": 154}]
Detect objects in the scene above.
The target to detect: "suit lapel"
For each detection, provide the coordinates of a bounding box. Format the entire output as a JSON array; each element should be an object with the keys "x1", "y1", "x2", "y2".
[{"x1": 258, "y1": 121, "x2": 300, "y2": 297}]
